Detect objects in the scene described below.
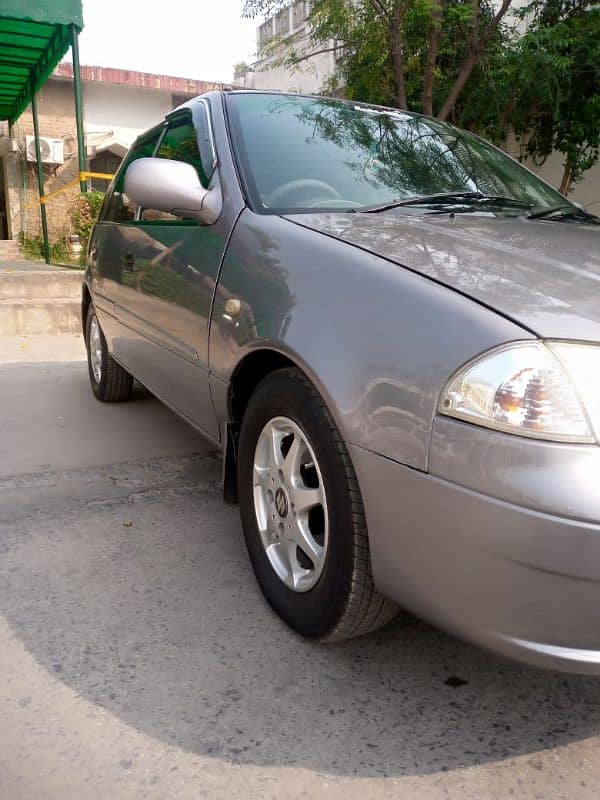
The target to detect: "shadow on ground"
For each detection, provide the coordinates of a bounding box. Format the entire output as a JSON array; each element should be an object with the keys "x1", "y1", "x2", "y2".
[
  {"x1": 1, "y1": 362, "x2": 599, "y2": 779},
  {"x1": 2, "y1": 464, "x2": 599, "y2": 779}
]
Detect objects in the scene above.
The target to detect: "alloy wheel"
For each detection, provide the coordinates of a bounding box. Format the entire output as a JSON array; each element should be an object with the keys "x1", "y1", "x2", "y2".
[
  {"x1": 89, "y1": 315, "x2": 103, "y2": 383},
  {"x1": 252, "y1": 416, "x2": 328, "y2": 592}
]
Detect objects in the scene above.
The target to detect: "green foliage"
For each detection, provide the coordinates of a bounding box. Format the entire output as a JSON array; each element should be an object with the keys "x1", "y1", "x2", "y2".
[
  {"x1": 234, "y1": 61, "x2": 250, "y2": 77},
  {"x1": 18, "y1": 231, "x2": 70, "y2": 264},
  {"x1": 69, "y1": 190, "x2": 105, "y2": 265},
  {"x1": 506, "y1": 0, "x2": 600, "y2": 190}
]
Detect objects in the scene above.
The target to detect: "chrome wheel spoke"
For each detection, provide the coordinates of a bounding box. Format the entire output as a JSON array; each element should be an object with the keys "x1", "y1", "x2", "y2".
[
  {"x1": 253, "y1": 463, "x2": 270, "y2": 489},
  {"x1": 268, "y1": 425, "x2": 286, "y2": 470},
  {"x1": 292, "y1": 518, "x2": 324, "y2": 570},
  {"x1": 282, "y1": 433, "x2": 302, "y2": 485},
  {"x1": 267, "y1": 540, "x2": 291, "y2": 579},
  {"x1": 286, "y1": 539, "x2": 310, "y2": 590},
  {"x1": 293, "y1": 486, "x2": 322, "y2": 515}
]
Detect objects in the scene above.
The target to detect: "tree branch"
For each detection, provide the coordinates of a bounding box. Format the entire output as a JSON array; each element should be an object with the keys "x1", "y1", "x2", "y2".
[
  {"x1": 389, "y1": 2, "x2": 410, "y2": 109},
  {"x1": 283, "y1": 39, "x2": 369, "y2": 67},
  {"x1": 421, "y1": 0, "x2": 445, "y2": 115},
  {"x1": 367, "y1": 0, "x2": 391, "y2": 23},
  {"x1": 437, "y1": 0, "x2": 513, "y2": 120}
]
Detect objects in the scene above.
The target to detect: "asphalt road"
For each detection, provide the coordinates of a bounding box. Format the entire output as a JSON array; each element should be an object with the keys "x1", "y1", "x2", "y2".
[{"x1": 1, "y1": 335, "x2": 599, "y2": 799}]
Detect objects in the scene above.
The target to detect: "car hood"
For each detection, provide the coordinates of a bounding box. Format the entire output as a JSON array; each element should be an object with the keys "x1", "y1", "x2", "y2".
[{"x1": 286, "y1": 211, "x2": 600, "y2": 340}]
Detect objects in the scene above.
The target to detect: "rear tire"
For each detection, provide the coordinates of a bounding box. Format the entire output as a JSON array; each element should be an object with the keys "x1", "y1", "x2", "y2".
[
  {"x1": 85, "y1": 307, "x2": 133, "y2": 403},
  {"x1": 237, "y1": 367, "x2": 397, "y2": 641}
]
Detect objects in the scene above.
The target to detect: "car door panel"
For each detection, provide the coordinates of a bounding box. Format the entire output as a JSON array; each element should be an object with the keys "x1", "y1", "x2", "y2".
[
  {"x1": 115, "y1": 218, "x2": 229, "y2": 438},
  {"x1": 108, "y1": 108, "x2": 232, "y2": 439}
]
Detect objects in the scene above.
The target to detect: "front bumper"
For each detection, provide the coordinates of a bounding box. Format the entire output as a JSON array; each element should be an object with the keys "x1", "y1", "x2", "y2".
[{"x1": 349, "y1": 420, "x2": 600, "y2": 675}]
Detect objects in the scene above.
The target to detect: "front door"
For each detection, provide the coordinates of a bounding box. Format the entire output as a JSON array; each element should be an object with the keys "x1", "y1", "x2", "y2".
[{"x1": 112, "y1": 111, "x2": 226, "y2": 439}]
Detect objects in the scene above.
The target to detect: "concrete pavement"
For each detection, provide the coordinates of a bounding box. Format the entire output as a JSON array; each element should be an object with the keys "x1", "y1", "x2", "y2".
[{"x1": 1, "y1": 336, "x2": 600, "y2": 799}]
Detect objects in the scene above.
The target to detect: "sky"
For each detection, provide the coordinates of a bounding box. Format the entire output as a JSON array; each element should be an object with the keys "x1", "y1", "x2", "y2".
[{"x1": 69, "y1": 1, "x2": 260, "y2": 83}]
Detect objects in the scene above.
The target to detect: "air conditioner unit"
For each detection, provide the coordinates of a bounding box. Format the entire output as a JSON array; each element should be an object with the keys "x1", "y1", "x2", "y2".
[{"x1": 25, "y1": 135, "x2": 64, "y2": 164}]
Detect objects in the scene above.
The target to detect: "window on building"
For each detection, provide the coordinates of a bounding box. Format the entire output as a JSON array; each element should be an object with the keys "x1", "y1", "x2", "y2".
[
  {"x1": 258, "y1": 19, "x2": 273, "y2": 47},
  {"x1": 292, "y1": 1, "x2": 308, "y2": 29},
  {"x1": 275, "y1": 7, "x2": 290, "y2": 35},
  {"x1": 89, "y1": 150, "x2": 123, "y2": 192}
]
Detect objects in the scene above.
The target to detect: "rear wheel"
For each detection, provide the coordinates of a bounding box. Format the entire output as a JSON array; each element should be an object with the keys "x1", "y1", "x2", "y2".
[
  {"x1": 85, "y1": 308, "x2": 133, "y2": 403},
  {"x1": 237, "y1": 367, "x2": 397, "y2": 641}
]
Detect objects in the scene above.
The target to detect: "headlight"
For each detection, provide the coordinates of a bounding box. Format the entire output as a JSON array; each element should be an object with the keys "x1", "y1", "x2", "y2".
[{"x1": 438, "y1": 341, "x2": 600, "y2": 443}]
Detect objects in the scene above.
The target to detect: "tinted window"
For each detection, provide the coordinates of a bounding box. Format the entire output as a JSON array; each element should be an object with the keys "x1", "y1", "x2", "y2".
[
  {"x1": 227, "y1": 93, "x2": 567, "y2": 213},
  {"x1": 141, "y1": 111, "x2": 217, "y2": 222},
  {"x1": 156, "y1": 115, "x2": 207, "y2": 186},
  {"x1": 102, "y1": 130, "x2": 162, "y2": 222}
]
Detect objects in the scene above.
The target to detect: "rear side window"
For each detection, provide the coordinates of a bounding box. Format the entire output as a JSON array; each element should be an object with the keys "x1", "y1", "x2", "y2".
[{"x1": 101, "y1": 129, "x2": 163, "y2": 222}]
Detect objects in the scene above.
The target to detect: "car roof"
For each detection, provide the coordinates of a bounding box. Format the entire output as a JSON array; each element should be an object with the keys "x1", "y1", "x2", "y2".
[{"x1": 221, "y1": 88, "x2": 424, "y2": 120}]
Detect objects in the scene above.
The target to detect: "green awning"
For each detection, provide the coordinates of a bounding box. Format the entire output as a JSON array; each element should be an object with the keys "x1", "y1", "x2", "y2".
[{"x1": 0, "y1": 0, "x2": 83, "y2": 123}]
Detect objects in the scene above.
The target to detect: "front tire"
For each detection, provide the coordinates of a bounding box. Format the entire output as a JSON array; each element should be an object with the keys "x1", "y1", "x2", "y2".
[
  {"x1": 237, "y1": 367, "x2": 397, "y2": 641},
  {"x1": 85, "y1": 307, "x2": 133, "y2": 403}
]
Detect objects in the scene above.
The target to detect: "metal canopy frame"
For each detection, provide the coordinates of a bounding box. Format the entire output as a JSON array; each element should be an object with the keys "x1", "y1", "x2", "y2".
[{"x1": 0, "y1": 1, "x2": 84, "y2": 262}]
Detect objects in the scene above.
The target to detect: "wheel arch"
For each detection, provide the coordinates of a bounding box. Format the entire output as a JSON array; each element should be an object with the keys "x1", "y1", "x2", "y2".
[
  {"x1": 222, "y1": 345, "x2": 342, "y2": 505},
  {"x1": 81, "y1": 282, "x2": 92, "y2": 342}
]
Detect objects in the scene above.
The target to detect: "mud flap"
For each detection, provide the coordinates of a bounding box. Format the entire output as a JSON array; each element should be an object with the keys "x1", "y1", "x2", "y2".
[{"x1": 222, "y1": 422, "x2": 240, "y2": 505}]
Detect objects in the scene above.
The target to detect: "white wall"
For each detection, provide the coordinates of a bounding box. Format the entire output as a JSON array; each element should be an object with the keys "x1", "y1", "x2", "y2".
[
  {"x1": 83, "y1": 81, "x2": 174, "y2": 146},
  {"x1": 527, "y1": 154, "x2": 600, "y2": 211},
  {"x1": 504, "y1": 136, "x2": 600, "y2": 210},
  {"x1": 250, "y1": 46, "x2": 336, "y2": 94}
]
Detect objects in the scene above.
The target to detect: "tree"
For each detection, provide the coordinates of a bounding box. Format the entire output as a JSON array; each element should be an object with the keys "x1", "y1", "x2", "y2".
[
  {"x1": 243, "y1": 0, "x2": 516, "y2": 121},
  {"x1": 506, "y1": 0, "x2": 599, "y2": 194},
  {"x1": 233, "y1": 61, "x2": 251, "y2": 79}
]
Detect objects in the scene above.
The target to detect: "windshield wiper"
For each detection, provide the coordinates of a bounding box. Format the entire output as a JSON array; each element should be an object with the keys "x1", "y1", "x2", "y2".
[
  {"x1": 357, "y1": 192, "x2": 533, "y2": 213},
  {"x1": 526, "y1": 204, "x2": 599, "y2": 223}
]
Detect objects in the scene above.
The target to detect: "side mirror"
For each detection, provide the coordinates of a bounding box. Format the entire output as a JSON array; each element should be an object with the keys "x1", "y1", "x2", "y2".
[{"x1": 124, "y1": 157, "x2": 221, "y2": 224}]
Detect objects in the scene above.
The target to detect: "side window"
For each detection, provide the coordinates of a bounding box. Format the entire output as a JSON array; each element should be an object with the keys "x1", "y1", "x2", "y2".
[
  {"x1": 141, "y1": 113, "x2": 210, "y2": 222},
  {"x1": 156, "y1": 115, "x2": 206, "y2": 184},
  {"x1": 102, "y1": 129, "x2": 163, "y2": 222}
]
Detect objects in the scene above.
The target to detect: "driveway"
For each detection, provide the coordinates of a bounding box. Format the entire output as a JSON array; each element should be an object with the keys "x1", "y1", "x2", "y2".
[{"x1": 1, "y1": 334, "x2": 599, "y2": 799}]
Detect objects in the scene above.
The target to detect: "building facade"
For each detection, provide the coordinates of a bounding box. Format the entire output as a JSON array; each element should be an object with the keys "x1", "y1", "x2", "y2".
[
  {"x1": 0, "y1": 65, "x2": 221, "y2": 243},
  {"x1": 240, "y1": 1, "x2": 340, "y2": 95}
]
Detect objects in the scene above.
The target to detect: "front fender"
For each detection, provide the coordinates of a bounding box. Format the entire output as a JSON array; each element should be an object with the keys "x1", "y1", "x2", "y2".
[{"x1": 209, "y1": 210, "x2": 531, "y2": 471}]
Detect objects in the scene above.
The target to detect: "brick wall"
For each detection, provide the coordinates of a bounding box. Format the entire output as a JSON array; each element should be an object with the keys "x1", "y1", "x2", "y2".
[{"x1": 7, "y1": 79, "x2": 80, "y2": 242}]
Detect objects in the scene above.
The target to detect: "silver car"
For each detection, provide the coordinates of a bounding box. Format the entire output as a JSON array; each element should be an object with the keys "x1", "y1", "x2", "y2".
[{"x1": 83, "y1": 91, "x2": 600, "y2": 674}]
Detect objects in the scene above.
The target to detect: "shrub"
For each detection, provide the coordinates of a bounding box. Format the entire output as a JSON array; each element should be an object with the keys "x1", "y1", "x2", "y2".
[
  {"x1": 69, "y1": 191, "x2": 105, "y2": 264},
  {"x1": 18, "y1": 231, "x2": 70, "y2": 264}
]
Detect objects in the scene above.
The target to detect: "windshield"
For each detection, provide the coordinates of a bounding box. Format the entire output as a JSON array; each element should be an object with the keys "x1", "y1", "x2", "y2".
[{"x1": 226, "y1": 93, "x2": 569, "y2": 214}]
